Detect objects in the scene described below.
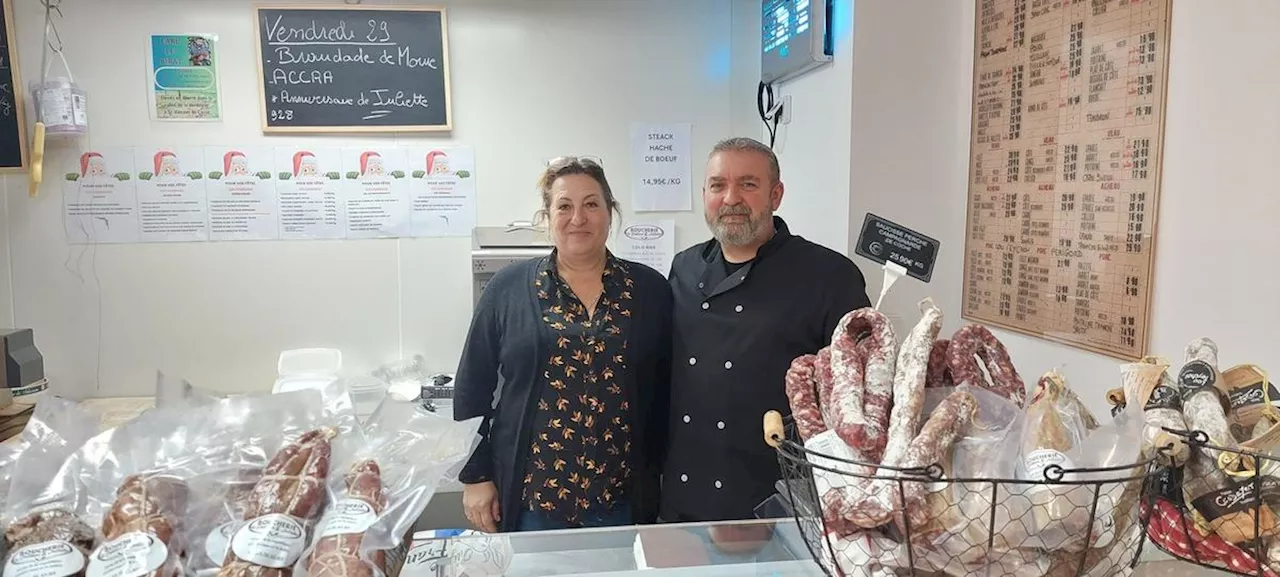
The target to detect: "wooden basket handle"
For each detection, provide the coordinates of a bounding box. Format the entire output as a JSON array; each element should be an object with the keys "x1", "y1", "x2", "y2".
[{"x1": 764, "y1": 410, "x2": 784, "y2": 448}]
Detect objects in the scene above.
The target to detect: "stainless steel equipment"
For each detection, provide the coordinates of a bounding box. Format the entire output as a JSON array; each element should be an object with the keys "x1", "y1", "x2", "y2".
[{"x1": 471, "y1": 222, "x2": 553, "y2": 308}]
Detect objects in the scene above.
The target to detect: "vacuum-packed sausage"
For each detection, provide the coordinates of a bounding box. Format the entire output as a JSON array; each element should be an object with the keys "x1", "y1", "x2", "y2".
[{"x1": 219, "y1": 429, "x2": 335, "y2": 577}]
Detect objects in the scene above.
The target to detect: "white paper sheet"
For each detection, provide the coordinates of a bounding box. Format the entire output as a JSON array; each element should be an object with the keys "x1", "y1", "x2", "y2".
[
  {"x1": 63, "y1": 148, "x2": 142, "y2": 244},
  {"x1": 630, "y1": 123, "x2": 692, "y2": 212},
  {"x1": 275, "y1": 147, "x2": 345, "y2": 240},
  {"x1": 612, "y1": 220, "x2": 676, "y2": 277},
  {"x1": 405, "y1": 146, "x2": 477, "y2": 237},
  {"x1": 341, "y1": 147, "x2": 412, "y2": 239},
  {"x1": 204, "y1": 146, "x2": 280, "y2": 241},
  {"x1": 134, "y1": 147, "x2": 210, "y2": 242}
]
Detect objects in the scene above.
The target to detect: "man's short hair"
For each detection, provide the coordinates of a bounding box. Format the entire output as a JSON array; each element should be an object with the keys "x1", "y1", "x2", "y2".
[{"x1": 708, "y1": 137, "x2": 780, "y2": 184}]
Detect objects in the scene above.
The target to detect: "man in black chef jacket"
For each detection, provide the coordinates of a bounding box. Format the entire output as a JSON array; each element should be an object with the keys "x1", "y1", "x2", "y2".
[{"x1": 661, "y1": 137, "x2": 872, "y2": 523}]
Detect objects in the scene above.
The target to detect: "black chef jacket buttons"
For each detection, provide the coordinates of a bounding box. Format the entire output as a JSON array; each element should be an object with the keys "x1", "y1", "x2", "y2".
[
  {"x1": 688, "y1": 357, "x2": 697, "y2": 365},
  {"x1": 715, "y1": 480, "x2": 723, "y2": 489},
  {"x1": 717, "y1": 421, "x2": 725, "y2": 430},
  {"x1": 681, "y1": 474, "x2": 688, "y2": 482},
  {"x1": 724, "y1": 361, "x2": 733, "y2": 369},
  {"x1": 701, "y1": 302, "x2": 709, "y2": 310},
  {"x1": 735, "y1": 304, "x2": 743, "y2": 312},
  {"x1": 683, "y1": 414, "x2": 691, "y2": 423}
]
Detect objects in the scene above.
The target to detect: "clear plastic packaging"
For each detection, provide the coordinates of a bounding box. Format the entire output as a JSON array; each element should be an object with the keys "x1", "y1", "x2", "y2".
[
  {"x1": 0, "y1": 398, "x2": 101, "y2": 519},
  {"x1": 0, "y1": 397, "x2": 102, "y2": 577},
  {"x1": 1018, "y1": 370, "x2": 1100, "y2": 552},
  {"x1": 296, "y1": 399, "x2": 481, "y2": 577},
  {"x1": 188, "y1": 381, "x2": 360, "y2": 577},
  {"x1": 183, "y1": 388, "x2": 336, "y2": 577},
  {"x1": 153, "y1": 371, "x2": 221, "y2": 409}
]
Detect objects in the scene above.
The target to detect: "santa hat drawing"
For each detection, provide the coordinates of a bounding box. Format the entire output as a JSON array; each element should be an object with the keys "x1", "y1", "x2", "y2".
[
  {"x1": 293, "y1": 151, "x2": 316, "y2": 176},
  {"x1": 224, "y1": 151, "x2": 247, "y2": 174},
  {"x1": 360, "y1": 151, "x2": 381, "y2": 174},
  {"x1": 80, "y1": 152, "x2": 103, "y2": 177},
  {"x1": 154, "y1": 151, "x2": 178, "y2": 174},
  {"x1": 425, "y1": 150, "x2": 450, "y2": 175}
]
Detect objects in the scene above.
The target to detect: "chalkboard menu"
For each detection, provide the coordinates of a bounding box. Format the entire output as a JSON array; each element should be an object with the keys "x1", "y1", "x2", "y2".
[
  {"x1": 0, "y1": 0, "x2": 27, "y2": 171},
  {"x1": 253, "y1": 5, "x2": 452, "y2": 133}
]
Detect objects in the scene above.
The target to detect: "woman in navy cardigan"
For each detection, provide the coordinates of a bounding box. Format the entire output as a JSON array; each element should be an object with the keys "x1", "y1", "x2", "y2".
[{"x1": 454, "y1": 157, "x2": 673, "y2": 533}]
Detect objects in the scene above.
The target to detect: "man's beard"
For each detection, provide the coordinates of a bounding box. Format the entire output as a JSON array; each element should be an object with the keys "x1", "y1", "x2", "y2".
[{"x1": 707, "y1": 205, "x2": 767, "y2": 247}]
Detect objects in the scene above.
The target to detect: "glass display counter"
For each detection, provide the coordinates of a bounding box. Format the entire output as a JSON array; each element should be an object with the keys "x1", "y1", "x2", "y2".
[
  {"x1": 402, "y1": 518, "x2": 826, "y2": 577},
  {"x1": 400, "y1": 516, "x2": 1190, "y2": 577}
]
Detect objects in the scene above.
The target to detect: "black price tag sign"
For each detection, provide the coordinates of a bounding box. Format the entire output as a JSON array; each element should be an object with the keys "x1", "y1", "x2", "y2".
[{"x1": 854, "y1": 213, "x2": 940, "y2": 282}]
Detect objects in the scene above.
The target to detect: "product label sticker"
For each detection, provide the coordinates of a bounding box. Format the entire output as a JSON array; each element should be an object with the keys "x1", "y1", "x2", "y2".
[
  {"x1": 317, "y1": 499, "x2": 379, "y2": 538},
  {"x1": 4, "y1": 540, "x2": 86, "y2": 577},
  {"x1": 1023, "y1": 448, "x2": 1075, "y2": 481},
  {"x1": 86, "y1": 532, "x2": 167, "y2": 577},
  {"x1": 1178, "y1": 360, "x2": 1218, "y2": 399},
  {"x1": 803, "y1": 430, "x2": 863, "y2": 497},
  {"x1": 204, "y1": 521, "x2": 240, "y2": 564},
  {"x1": 1144, "y1": 382, "x2": 1182, "y2": 411},
  {"x1": 229, "y1": 514, "x2": 306, "y2": 569},
  {"x1": 1191, "y1": 476, "x2": 1280, "y2": 522}
]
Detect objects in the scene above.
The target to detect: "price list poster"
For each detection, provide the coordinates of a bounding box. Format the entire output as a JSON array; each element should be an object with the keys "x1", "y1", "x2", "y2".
[{"x1": 962, "y1": 0, "x2": 1171, "y2": 359}]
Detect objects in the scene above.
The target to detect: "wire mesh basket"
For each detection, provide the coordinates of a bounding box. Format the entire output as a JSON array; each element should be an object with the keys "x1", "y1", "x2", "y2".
[
  {"x1": 764, "y1": 412, "x2": 1160, "y2": 577},
  {"x1": 1143, "y1": 428, "x2": 1280, "y2": 577}
]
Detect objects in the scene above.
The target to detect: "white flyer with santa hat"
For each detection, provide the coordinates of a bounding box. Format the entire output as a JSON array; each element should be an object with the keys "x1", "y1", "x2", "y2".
[
  {"x1": 274, "y1": 147, "x2": 345, "y2": 240},
  {"x1": 340, "y1": 148, "x2": 411, "y2": 239},
  {"x1": 405, "y1": 146, "x2": 477, "y2": 238},
  {"x1": 203, "y1": 147, "x2": 280, "y2": 241},
  {"x1": 62, "y1": 148, "x2": 142, "y2": 244},
  {"x1": 134, "y1": 147, "x2": 210, "y2": 242}
]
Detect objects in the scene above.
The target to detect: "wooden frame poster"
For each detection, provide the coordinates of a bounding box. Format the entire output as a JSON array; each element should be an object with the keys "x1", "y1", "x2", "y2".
[
  {"x1": 961, "y1": 0, "x2": 1171, "y2": 360},
  {"x1": 0, "y1": 0, "x2": 28, "y2": 172},
  {"x1": 253, "y1": 4, "x2": 453, "y2": 133}
]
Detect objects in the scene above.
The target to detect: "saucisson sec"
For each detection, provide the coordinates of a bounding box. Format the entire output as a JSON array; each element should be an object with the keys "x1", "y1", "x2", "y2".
[
  {"x1": 1119, "y1": 359, "x2": 1189, "y2": 465},
  {"x1": 842, "y1": 299, "x2": 943, "y2": 528},
  {"x1": 897, "y1": 389, "x2": 978, "y2": 534},
  {"x1": 947, "y1": 324, "x2": 1026, "y2": 408},
  {"x1": 785, "y1": 355, "x2": 825, "y2": 442},
  {"x1": 880, "y1": 298, "x2": 943, "y2": 468},
  {"x1": 827, "y1": 308, "x2": 897, "y2": 462},
  {"x1": 925, "y1": 339, "x2": 953, "y2": 389}
]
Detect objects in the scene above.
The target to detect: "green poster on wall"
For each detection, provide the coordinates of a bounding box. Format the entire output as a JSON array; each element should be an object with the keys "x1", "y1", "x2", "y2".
[{"x1": 147, "y1": 34, "x2": 222, "y2": 121}]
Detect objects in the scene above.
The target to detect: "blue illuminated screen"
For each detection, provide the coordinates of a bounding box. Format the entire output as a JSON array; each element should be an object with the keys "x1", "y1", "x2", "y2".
[{"x1": 763, "y1": 0, "x2": 811, "y2": 54}]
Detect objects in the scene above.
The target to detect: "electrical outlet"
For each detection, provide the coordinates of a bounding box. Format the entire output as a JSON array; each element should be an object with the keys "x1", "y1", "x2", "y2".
[{"x1": 779, "y1": 95, "x2": 793, "y2": 124}]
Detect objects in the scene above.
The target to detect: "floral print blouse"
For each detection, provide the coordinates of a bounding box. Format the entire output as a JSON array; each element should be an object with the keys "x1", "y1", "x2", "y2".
[{"x1": 522, "y1": 254, "x2": 635, "y2": 524}]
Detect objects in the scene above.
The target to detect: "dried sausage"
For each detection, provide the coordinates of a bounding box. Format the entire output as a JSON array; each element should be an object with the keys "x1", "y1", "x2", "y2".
[
  {"x1": 827, "y1": 308, "x2": 897, "y2": 462},
  {"x1": 1180, "y1": 338, "x2": 1235, "y2": 455},
  {"x1": 947, "y1": 324, "x2": 1026, "y2": 407},
  {"x1": 925, "y1": 339, "x2": 952, "y2": 389},
  {"x1": 842, "y1": 300, "x2": 943, "y2": 529},
  {"x1": 814, "y1": 348, "x2": 837, "y2": 431},
  {"x1": 880, "y1": 298, "x2": 943, "y2": 468},
  {"x1": 896, "y1": 389, "x2": 978, "y2": 534},
  {"x1": 1119, "y1": 359, "x2": 1188, "y2": 464},
  {"x1": 220, "y1": 429, "x2": 336, "y2": 577},
  {"x1": 785, "y1": 354, "x2": 825, "y2": 442},
  {"x1": 307, "y1": 460, "x2": 387, "y2": 577}
]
